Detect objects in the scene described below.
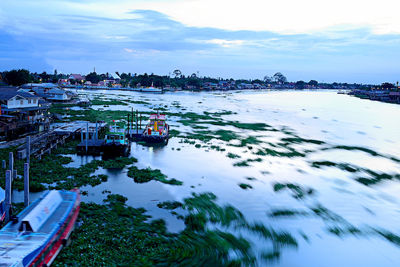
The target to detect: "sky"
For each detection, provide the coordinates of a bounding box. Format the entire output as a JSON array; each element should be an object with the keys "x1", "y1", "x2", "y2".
[{"x1": 1, "y1": 0, "x2": 400, "y2": 83}]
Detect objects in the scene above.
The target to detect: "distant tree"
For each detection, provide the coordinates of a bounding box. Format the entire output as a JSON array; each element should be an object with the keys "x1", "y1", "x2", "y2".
[
  {"x1": 263, "y1": 75, "x2": 272, "y2": 83},
  {"x1": 308, "y1": 80, "x2": 318, "y2": 86},
  {"x1": 252, "y1": 79, "x2": 263, "y2": 84},
  {"x1": 381, "y1": 82, "x2": 394, "y2": 89},
  {"x1": 295, "y1": 80, "x2": 306, "y2": 89},
  {"x1": 273, "y1": 72, "x2": 287, "y2": 83},
  {"x1": 190, "y1": 73, "x2": 197, "y2": 78},
  {"x1": 86, "y1": 72, "x2": 101, "y2": 84},
  {"x1": 4, "y1": 69, "x2": 32, "y2": 86},
  {"x1": 173, "y1": 69, "x2": 182, "y2": 78}
]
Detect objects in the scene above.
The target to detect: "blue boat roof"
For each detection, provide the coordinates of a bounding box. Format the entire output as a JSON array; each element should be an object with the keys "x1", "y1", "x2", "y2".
[
  {"x1": 0, "y1": 187, "x2": 4, "y2": 201},
  {"x1": 0, "y1": 190, "x2": 77, "y2": 267}
]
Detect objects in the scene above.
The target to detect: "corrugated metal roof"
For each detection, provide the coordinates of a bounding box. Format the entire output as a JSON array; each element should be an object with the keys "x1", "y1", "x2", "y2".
[{"x1": 0, "y1": 87, "x2": 39, "y2": 100}]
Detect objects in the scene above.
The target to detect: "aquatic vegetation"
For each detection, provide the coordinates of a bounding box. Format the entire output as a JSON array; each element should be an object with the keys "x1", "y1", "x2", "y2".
[
  {"x1": 281, "y1": 137, "x2": 325, "y2": 145},
  {"x1": 374, "y1": 229, "x2": 400, "y2": 247},
  {"x1": 91, "y1": 99, "x2": 128, "y2": 106},
  {"x1": 55, "y1": 192, "x2": 297, "y2": 265},
  {"x1": 310, "y1": 161, "x2": 400, "y2": 186},
  {"x1": 310, "y1": 204, "x2": 345, "y2": 222},
  {"x1": 239, "y1": 183, "x2": 253, "y2": 190},
  {"x1": 98, "y1": 157, "x2": 138, "y2": 169},
  {"x1": 268, "y1": 209, "x2": 309, "y2": 217},
  {"x1": 273, "y1": 183, "x2": 314, "y2": 200},
  {"x1": 127, "y1": 166, "x2": 183, "y2": 185},
  {"x1": 328, "y1": 226, "x2": 362, "y2": 237},
  {"x1": 310, "y1": 161, "x2": 360, "y2": 172},
  {"x1": 157, "y1": 201, "x2": 183, "y2": 210},
  {"x1": 233, "y1": 160, "x2": 250, "y2": 167},
  {"x1": 227, "y1": 152, "x2": 241, "y2": 159}
]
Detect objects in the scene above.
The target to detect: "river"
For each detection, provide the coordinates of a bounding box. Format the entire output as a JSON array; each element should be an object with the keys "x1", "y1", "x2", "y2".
[{"x1": 66, "y1": 89, "x2": 400, "y2": 266}]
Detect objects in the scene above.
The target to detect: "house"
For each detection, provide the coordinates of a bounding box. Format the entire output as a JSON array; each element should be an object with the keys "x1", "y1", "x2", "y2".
[
  {"x1": 68, "y1": 74, "x2": 85, "y2": 81},
  {"x1": 31, "y1": 88, "x2": 71, "y2": 102},
  {"x1": 0, "y1": 87, "x2": 50, "y2": 139}
]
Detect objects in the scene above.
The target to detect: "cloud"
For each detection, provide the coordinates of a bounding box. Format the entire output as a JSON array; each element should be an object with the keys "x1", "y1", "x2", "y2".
[{"x1": 0, "y1": 1, "x2": 399, "y2": 83}]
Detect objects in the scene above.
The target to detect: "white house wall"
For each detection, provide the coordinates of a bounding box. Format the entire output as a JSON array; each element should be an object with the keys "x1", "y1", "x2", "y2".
[{"x1": 7, "y1": 96, "x2": 39, "y2": 108}]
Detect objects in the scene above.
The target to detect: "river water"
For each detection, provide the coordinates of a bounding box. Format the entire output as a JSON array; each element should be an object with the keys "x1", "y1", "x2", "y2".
[{"x1": 69, "y1": 89, "x2": 400, "y2": 266}]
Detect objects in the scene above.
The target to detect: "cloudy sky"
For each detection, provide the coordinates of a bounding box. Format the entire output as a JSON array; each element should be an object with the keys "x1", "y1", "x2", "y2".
[{"x1": 1, "y1": 0, "x2": 400, "y2": 83}]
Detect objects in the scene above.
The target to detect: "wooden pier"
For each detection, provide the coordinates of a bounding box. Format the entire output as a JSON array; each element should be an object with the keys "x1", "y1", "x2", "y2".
[{"x1": 16, "y1": 131, "x2": 70, "y2": 160}]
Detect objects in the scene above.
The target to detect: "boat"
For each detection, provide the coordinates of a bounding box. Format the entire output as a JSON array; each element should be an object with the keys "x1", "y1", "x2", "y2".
[
  {"x1": 140, "y1": 83, "x2": 163, "y2": 93},
  {"x1": 102, "y1": 124, "x2": 130, "y2": 156},
  {"x1": 141, "y1": 113, "x2": 169, "y2": 143},
  {"x1": 0, "y1": 189, "x2": 80, "y2": 266}
]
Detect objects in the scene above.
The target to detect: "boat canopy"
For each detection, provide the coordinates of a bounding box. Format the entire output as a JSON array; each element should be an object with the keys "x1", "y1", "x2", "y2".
[
  {"x1": 19, "y1": 190, "x2": 63, "y2": 232},
  {"x1": 149, "y1": 114, "x2": 166, "y2": 120}
]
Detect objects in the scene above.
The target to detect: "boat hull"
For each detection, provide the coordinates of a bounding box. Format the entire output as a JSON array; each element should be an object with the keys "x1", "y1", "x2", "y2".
[
  {"x1": 141, "y1": 134, "x2": 168, "y2": 143},
  {"x1": 29, "y1": 189, "x2": 81, "y2": 266},
  {"x1": 102, "y1": 142, "x2": 130, "y2": 156}
]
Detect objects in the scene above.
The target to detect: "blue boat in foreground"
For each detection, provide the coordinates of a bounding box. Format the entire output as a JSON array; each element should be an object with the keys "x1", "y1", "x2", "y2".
[{"x1": 0, "y1": 189, "x2": 80, "y2": 266}]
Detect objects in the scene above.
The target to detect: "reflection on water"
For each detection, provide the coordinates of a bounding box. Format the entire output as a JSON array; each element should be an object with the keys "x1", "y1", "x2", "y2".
[{"x1": 68, "y1": 90, "x2": 400, "y2": 266}]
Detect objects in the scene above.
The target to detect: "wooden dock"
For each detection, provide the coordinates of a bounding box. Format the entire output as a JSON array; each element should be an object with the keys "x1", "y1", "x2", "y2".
[{"x1": 17, "y1": 131, "x2": 70, "y2": 160}]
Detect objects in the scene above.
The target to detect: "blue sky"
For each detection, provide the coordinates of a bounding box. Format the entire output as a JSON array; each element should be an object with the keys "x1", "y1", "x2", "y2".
[{"x1": 1, "y1": 0, "x2": 400, "y2": 83}]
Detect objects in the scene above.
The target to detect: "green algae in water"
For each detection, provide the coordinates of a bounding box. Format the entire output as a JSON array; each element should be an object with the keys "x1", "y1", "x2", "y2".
[
  {"x1": 268, "y1": 209, "x2": 309, "y2": 217},
  {"x1": 239, "y1": 183, "x2": 253, "y2": 190},
  {"x1": 127, "y1": 166, "x2": 183, "y2": 185},
  {"x1": 54, "y1": 192, "x2": 296, "y2": 266},
  {"x1": 99, "y1": 157, "x2": 138, "y2": 169},
  {"x1": 227, "y1": 152, "x2": 241, "y2": 159},
  {"x1": 233, "y1": 160, "x2": 250, "y2": 167},
  {"x1": 273, "y1": 183, "x2": 314, "y2": 200},
  {"x1": 157, "y1": 201, "x2": 183, "y2": 210}
]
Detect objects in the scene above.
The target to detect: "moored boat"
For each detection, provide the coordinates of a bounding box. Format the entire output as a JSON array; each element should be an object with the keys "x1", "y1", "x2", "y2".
[
  {"x1": 102, "y1": 124, "x2": 130, "y2": 156},
  {"x1": 0, "y1": 189, "x2": 81, "y2": 266},
  {"x1": 141, "y1": 113, "x2": 169, "y2": 144}
]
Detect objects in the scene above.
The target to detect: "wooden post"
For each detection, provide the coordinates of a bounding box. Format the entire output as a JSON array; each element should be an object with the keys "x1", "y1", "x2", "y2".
[
  {"x1": 9, "y1": 152, "x2": 13, "y2": 181},
  {"x1": 2, "y1": 160, "x2": 5, "y2": 169},
  {"x1": 26, "y1": 136, "x2": 31, "y2": 164},
  {"x1": 24, "y1": 163, "x2": 29, "y2": 207},
  {"x1": 81, "y1": 130, "x2": 84, "y2": 143},
  {"x1": 86, "y1": 122, "x2": 89, "y2": 153},
  {"x1": 136, "y1": 110, "x2": 139, "y2": 134},
  {"x1": 127, "y1": 114, "x2": 130, "y2": 138},
  {"x1": 95, "y1": 121, "x2": 98, "y2": 140},
  {"x1": 5, "y1": 170, "x2": 12, "y2": 223},
  {"x1": 13, "y1": 170, "x2": 17, "y2": 180}
]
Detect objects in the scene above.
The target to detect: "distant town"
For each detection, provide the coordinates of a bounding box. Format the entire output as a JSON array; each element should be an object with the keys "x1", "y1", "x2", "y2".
[{"x1": 1, "y1": 68, "x2": 400, "y2": 91}]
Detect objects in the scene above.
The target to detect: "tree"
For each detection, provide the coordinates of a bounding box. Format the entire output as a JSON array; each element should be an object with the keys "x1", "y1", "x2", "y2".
[
  {"x1": 273, "y1": 72, "x2": 287, "y2": 83},
  {"x1": 86, "y1": 72, "x2": 101, "y2": 84},
  {"x1": 295, "y1": 80, "x2": 306, "y2": 89},
  {"x1": 173, "y1": 69, "x2": 182, "y2": 78},
  {"x1": 263, "y1": 75, "x2": 272, "y2": 83},
  {"x1": 4, "y1": 69, "x2": 32, "y2": 86},
  {"x1": 308, "y1": 80, "x2": 318, "y2": 86},
  {"x1": 381, "y1": 82, "x2": 394, "y2": 89}
]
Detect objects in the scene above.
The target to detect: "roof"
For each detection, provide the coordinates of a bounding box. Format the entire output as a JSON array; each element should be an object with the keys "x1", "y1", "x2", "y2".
[
  {"x1": 109, "y1": 73, "x2": 121, "y2": 80},
  {"x1": 69, "y1": 74, "x2": 84, "y2": 80},
  {"x1": 21, "y1": 83, "x2": 58, "y2": 89},
  {"x1": 0, "y1": 87, "x2": 39, "y2": 100},
  {"x1": 149, "y1": 114, "x2": 166, "y2": 120},
  {"x1": 48, "y1": 88, "x2": 67, "y2": 95}
]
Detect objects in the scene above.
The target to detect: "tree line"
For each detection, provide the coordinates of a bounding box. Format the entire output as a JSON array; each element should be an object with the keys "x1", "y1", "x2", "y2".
[{"x1": 0, "y1": 68, "x2": 397, "y2": 90}]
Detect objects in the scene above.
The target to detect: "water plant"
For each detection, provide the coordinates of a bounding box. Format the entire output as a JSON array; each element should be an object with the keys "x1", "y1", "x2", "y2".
[
  {"x1": 127, "y1": 166, "x2": 183, "y2": 185},
  {"x1": 273, "y1": 183, "x2": 314, "y2": 200}
]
